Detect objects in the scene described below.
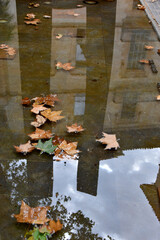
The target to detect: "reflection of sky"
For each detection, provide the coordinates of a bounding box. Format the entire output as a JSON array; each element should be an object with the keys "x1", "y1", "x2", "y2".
[{"x1": 52, "y1": 148, "x2": 160, "y2": 240}]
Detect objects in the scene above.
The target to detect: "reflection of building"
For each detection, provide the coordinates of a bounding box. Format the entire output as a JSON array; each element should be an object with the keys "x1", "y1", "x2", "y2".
[
  {"x1": 104, "y1": 0, "x2": 160, "y2": 139},
  {"x1": 140, "y1": 165, "x2": 160, "y2": 221}
]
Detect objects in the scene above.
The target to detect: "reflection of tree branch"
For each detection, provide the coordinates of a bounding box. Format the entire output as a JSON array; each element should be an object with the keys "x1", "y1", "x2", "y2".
[
  {"x1": 0, "y1": 0, "x2": 14, "y2": 42},
  {"x1": 49, "y1": 194, "x2": 104, "y2": 239}
]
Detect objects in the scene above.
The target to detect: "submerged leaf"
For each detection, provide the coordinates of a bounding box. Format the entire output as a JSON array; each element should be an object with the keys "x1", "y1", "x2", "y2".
[
  {"x1": 14, "y1": 201, "x2": 50, "y2": 224},
  {"x1": 66, "y1": 123, "x2": 84, "y2": 133},
  {"x1": 14, "y1": 141, "x2": 35, "y2": 154},
  {"x1": 28, "y1": 128, "x2": 53, "y2": 140},
  {"x1": 41, "y1": 109, "x2": 64, "y2": 122},
  {"x1": 35, "y1": 139, "x2": 57, "y2": 154}
]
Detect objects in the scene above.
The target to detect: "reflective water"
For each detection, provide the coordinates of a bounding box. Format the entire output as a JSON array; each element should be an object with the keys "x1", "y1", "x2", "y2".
[{"x1": 1, "y1": 0, "x2": 160, "y2": 239}]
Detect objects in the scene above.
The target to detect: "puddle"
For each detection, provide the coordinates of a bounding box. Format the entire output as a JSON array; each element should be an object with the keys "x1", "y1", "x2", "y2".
[{"x1": 0, "y1": 0, "x2": 160, "y2": 239}]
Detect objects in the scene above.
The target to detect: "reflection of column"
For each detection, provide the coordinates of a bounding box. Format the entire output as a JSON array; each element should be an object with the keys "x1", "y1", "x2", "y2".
[
  {"x1": 77, "y1": 1, "x2": 116, "y2": 196},
  {"x1": 140, "y1": 165, "x2": 160, "y2": 221},
  {"x1": 50, "y1": 7, "x2": 87, "y2": 134}
]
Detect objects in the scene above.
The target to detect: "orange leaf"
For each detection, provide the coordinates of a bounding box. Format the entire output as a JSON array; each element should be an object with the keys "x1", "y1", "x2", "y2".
[
  {"x1": 31, "y1": 115, "x2": 46, "y2": 127},
  {"x1": 33, "y1": 94, "x2": 60, "y2": 107},
  {"x1": 28, "y1": 128, "x2": 53, "y2": 140},
  {"x1": 156, "y1": 95, "x2": 160, "y2": 101},
  {"x1": 66, "y1": 123, "x2": 84, "y2": 133},
  {"x1": 14, "y1": 141, "x2": 35, "y2": 154},
  {"x1": 52, "y1": 135, "x2": 64, "y2": 145},
  {"x1": 41, "y1": 109, "x2": 64, "y2": 122},
  {"x1": 56, "y1": 62, "x2": 75, "y2": 71},
  {"x1": 58, "y1": 140, "x2": 80, "y2": 156},
  {"x1": 139, "y1": 59, "x2": 149, "y2": 64},
  {"x1": 31, "y1": 104, "x2": 48, "y2": 114},
  {"x1": 25, "y1": 13, "x2": 35, "y2": 20},
  {"x1": 48, "y1": 219, "x2": 63, "y2": 233},
  {"x1": 24, "y1": 19, "x2": 41, "y2": 25},
  {"x1": 144, "y1": 45, "x2": 154, "y2": 50},
  {"x1": 96, "y1": 132, "x2": 120, "y2": 150},
  {"x1": 14, "y1": 201, "x2": 50, "y2": 224},
  {"x1": 137, "y1": 4, "x2": 145, "y2": 10},
  {"x1": 21, "y1": 97, "x2": 31, "y2": 105}
]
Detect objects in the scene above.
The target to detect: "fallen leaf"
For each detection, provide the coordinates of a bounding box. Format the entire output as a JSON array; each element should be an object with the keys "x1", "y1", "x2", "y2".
[
  {"x1": 24, "y1": 19, "x2": 41, "y2": 26},
  {"x1": 43, "y1": 15, "x2": 51, "y2": 19},
  {"x1": 52, "y1": 135, "x2": 64, "y2": 145},
  {"x1": 35, "y1": 139, "x2": 57, "y2": 154},
  {"x1": 156, "y1": 95, "x2": 160, "y2": 100},
  {"x1": 97, "y1": 132, "x2": 120, "y2": 150},
  {"x1": 47, "y1": 219, "x2": 63, "y2": 233},
  {"x1": 0, "y1": 44, "x2": 16, "y2": 58},
  {"x1": 76, "y1": 4, "x2": 83, "y2": 7},
  {"x1": 139, "y1": 59, "x2": 149, "y2": 64},
  {"x1": 31, "y1": 115, "x2": 46, "y2": 127},
  {"x1": 157, "y1": 49, "x2": 160, "y2": 55},
  {"x1": 14, "y1": 141, "x2": 35, "y2": 154},
  {"x1": 28, "y1": 128, "x2": 53, "y2": 140},
  {"x1": 66, "y1": 123, "x2": 84, "y2": 133},
  {"x1": 14, "y1": 201, "x2": 50, "y2": 224},
  {"x1": 32, "y1": 94, "x2": 60, "y2": 107},
  {"x1": 55, "y1": 62, "x2": 75, "y2": 71},
  {"x1": 22, "y1": 97, "x2": 31, "y2": 105},
  {"x1": 25, "y1": 13, "x2": 35, "y2": 20},
  {"x1": 56, "y1": 34, "x2": 63, "y2": 39},
  {"x1": 29, "y1": 2, "x2": 40, "y2": 8},
  {"x1": 53, "y1": 152, "x2": 79, "y2": 161},
  {"x1": 144, "y1": 45, "x2": 154, "y2": 50},
  {"x1": 137, "y1": 4, "x2": 145, "y2": 10},
  {"x1": 41, "y1": 109, "x2": 64, "y2": 122},
  {"x1": 31, "y1": 103, "x2": 48, "y2": 114},
  {"x1": 58, "y1": 140, "x2": 80, "y2": 156}
]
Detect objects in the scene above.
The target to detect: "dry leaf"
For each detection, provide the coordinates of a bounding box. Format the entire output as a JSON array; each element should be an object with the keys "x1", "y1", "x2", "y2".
[
  {"x1": 96, "y1": 132, "x2": 120, "y2": 150},
  {"x1": 139, "y1": 59, "x2": 149, "y2": 64},
  {"x1": 58, "y1": 140, "x2": 80, "y2": 156},
  {"x1": 24, "y1": 19, "x2": 41, "y2": 26},
  {"x1": 0, "y1": 44, "x2": 16, "y2": 57},
  {"x1": 21, "y1": 97, "x2": 31, "y2": 105},
  {"x1": 55, "y1": 62, "x2": 75, "y2": 71},
  {"x1": 66, "y1": 123, "x2": 84, "y2": 133},
  {"x1": 31, "y1": 115, "x2": 46, "y2": 127},
  {"x1": 41, "y1": 109, "x2": 64, "y2": 122},
  {"x1": 29, "y1": 2, "x2": 40, "y2": 8},
  {"x1": 25, "y1": 13, "x2": 35, "y2": 20},
  {"x1": 56, "y1": 34, "x2": 63, "y2": 39},
  {"x1": 28, "y1": 128, "x2": 53, "y2": 140},
  {"x1": 31, "y1": 103, "x2": 48, "y2": 114},
  {"x1": 14, "y1": 141, "x2": 35, "y2": 154},
  {"x1": 144, "y1": 45, "x2": 154, "y2": 50},
  {"x1": 156, "y1": 95, "x2": 160, "y2": 100},
  {"x1": 14, "y1": 201, "x2": 50, "y2": 224},
  {"x1": 52, "y1": 135, "x2": 64, "y2": 145},
  {"x1": 47, "y1": 219, "x2": 63, "y2": 233},
  {"x1": 43, "y1": 15, "x2": 51, "y2": 18},
  {"x1": 137, "y1": 4, "x2": 145, "y2": 10},
  {"x1": 33, "y1": 94, "x2": 60, "y2": 107}
]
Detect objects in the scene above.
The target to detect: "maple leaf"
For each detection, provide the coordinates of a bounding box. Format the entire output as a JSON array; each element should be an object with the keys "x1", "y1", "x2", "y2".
[
  {"x1": 55, "y1": 62, "x2": 75, "y2": 71},
  {"x1": 41, "y1": 109, "x2": 64, "y2": 122},
  {"x1": 139, "y1": 59, "x2": 149, "y2": 64},
  {"x1": 52, "y1": 135, "x2": 64, "y2": 145},
  {"x1": 144, "y1": 45, "x2": 154, "y2": 50},
  {"x1": 24, "y1": 19, "x2": 41, "y2": 26},
  {"x1": 14, "y1": 201, "x2": 50, "y2": 224},
  {"x1": 0, "y1": 44, "x2": 16, "y2": 57},
  {"x1": 66, "y1": 123, "x2": 84, "y2": 133},
  {"x1": 28, "y1": 128, "x2": 53, "y2": 140},
  {"x1": 35, "y1": 139, "x2": 57, "y2": 154},
  {"x1": 31, "y1": 115, "x2": 47, "y2": 128},
  {"x1": 33, "y1": 94, "x2": 60, "y2": 107},
  {"x1": 96, "y1": 132, "x2": 120, "y2": 150},
  {"x1": 31, "y1": 104, "x2": 48, "y2": 114},
  {"x1": 58, "y1": 140, "x2": 80, "y2": 156},
  {"x1": 22, "y1": 97, "x2": 31, "y2": 105},
  {"x1": 45, "y1": 219, "x2": 63, "y2": 233},
  {"x1": 14, "y1": 141, "x2": 35, "y2": 154}
]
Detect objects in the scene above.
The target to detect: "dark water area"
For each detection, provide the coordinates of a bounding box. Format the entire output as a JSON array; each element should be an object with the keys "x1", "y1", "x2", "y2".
[{"x1": 1, "y1": 0, "x2": 160, "y2": 239}]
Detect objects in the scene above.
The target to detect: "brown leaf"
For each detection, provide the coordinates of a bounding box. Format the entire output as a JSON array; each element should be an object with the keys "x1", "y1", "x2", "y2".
[
  {"x1": 66, "y1": 123, "x2": 84, "y2": 133},
  {"x1": 28, "y1": 128, "x2": 53, "y2": 140},
  {"x1": 25, "y1": 13, "x2": 35, "y2": 20},
  {"x1": 56, "y1": 62, "x2": 75, "y2": 71},
  {"x1": 156, "y1": 95, "x2": 160, "y2": 101},
  {"x1": 33, "y1": 94, "x2": 60, "y2": 107},
  {"x1": 31, "y1": 115, "x2": 47, "y2": 127},
  {"x1": 47, "y1": 219, "x2": 63, "y2": 233},
  {"x1": 14, "y1": 200, "x2": 50, "y2": 224},
  {"x1": 0, "y1": 44, "x2": 16, "y2": 57},
  {"x1": 24, "y1": 19, "x2": 41, "y2": 25},
  {"x1": 52, "y1": 135, "x2": 64, "y2": 145},
  {"x1": 14, "y1": 141, "x2": 35, "y2": 154},
  {"x1": 31, "y1": 103, "x2": 48, "y2": 114},
  {"x1": 29, "y1": 3, "x2": 40, "y2": 8},
  {"x1": 41, "y1": 109, "x2": 64, "y2": 122},
  {"x1": 56, "y1": 34, "x2": 63, "y2": 39},
  {"x1": 139, "y1": 59, "x2": 149, "y2": 64},
  {"x1": 21, "y1": 97, "x2": 31, "y2": 105},
  {"x1": 96, "y1": 132, "x2": 120, "y2": 150},
  {"x1": 137, "y1": 4, "x2": 145, "y2": 10},
  {"x1": 58, "y1": 140, "x2": 80, "y2": 156},
  {"x1": 144, "y1": 45, "x2": 154, "y2": 50}
]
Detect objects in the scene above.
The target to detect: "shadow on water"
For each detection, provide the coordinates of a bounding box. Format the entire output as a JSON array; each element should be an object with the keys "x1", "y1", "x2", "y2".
[{"x1": 1, "y1": 0, "x2": 160, "y2": 239}]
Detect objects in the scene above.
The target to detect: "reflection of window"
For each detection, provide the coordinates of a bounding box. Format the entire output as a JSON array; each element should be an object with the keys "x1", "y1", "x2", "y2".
[
  {"x1": 76, "y1": 44, "x2": 86, "y2": 61},
  {"x1": 74, "y1": 94, "x2": 85, "y2": 116},
  {"x1": 127, "y1": 30, "x2": 150, "y2": 70}
]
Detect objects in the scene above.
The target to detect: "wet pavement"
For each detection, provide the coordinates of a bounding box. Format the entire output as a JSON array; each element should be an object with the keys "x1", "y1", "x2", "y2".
[{"x1": 1, "y1": 0, "x2": 160, "y2": 239}]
